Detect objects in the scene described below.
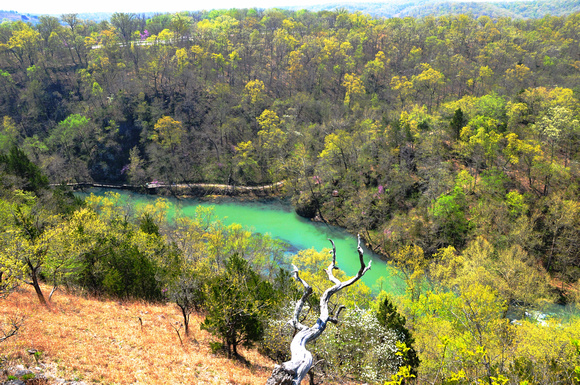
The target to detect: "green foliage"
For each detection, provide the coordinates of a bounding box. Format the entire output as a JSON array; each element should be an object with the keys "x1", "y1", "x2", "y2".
[
  {"x1": 0, "y1": 146, "x2": 48, "y2": 193},
  {"x1": 431, "y1": 173, "x2": 471, "y2": 247},
  {"x1": 377, "y1": 294, "x2": 420, "y2": 375},
  {"x1": 201, "y1": 253, "x2": 275, "y2": 358},
  {"x1": 150, "y1": 116, "x2": 184, "y2": 150},
  {"x1": 139, "y1": 212, "x2": 160, "y2": 236},
  {"x1": 20, "y1": 373, "x2": 35, "y2": 381},
  {"x1": 384, "y1": 365, "x2": 416, "y2": 385},
  {"x1": 82, "y1": 239, "x2": 163, "y2": 300},
  {"x1": 450, "y1": 108, "x2": 465, "y2": 140}
]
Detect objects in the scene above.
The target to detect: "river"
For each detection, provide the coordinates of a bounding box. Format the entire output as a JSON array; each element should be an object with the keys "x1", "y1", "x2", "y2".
[{"x1": 78, "y1": 189, "x2": 404, "y2": 294}]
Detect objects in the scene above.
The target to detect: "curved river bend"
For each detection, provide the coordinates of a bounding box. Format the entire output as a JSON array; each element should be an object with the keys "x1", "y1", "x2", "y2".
[{"x1": 81, "y1": 189, "x2": 404, "y2": 294}]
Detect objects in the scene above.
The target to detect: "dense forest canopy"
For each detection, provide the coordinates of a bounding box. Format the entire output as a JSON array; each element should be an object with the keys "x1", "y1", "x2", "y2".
[
  {"x1": 1, "y1": 7, "x2": 580, "y2": 384},
  {"x1": 1, "y1": 8, "x2": 579, "y2": 288}
]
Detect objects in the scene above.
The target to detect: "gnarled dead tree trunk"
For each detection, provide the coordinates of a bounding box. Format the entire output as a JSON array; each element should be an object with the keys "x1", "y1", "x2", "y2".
[{"x1": 266, "y1": 234, "x2": 372, "y2": 385}]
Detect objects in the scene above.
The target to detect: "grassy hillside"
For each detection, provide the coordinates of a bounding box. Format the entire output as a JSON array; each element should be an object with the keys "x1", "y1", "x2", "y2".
[{"x1": 0, "y1": 285, "x2": 276, "y2": 384}]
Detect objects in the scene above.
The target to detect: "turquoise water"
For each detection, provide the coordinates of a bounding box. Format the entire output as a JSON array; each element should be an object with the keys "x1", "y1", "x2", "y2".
[{"x1": 79, "y1": 189, "x2": 404, "y2": 294}]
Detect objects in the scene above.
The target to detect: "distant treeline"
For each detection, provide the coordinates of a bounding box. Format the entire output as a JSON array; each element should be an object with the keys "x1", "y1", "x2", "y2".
[
  {"x1": 2, "y1": 0, "x2": 580, "y2": 25},
  {"x1": 288, "y1": 0, "x2": 580, "y2": 19}
]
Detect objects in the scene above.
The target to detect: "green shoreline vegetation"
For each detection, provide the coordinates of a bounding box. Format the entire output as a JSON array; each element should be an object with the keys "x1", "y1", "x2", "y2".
[
  {"x1": 1, "y1": 7, "x2": 580, "y2": 384},
  {"x1": 76, "y1": 187, "x2": 405, "y2": 293}
]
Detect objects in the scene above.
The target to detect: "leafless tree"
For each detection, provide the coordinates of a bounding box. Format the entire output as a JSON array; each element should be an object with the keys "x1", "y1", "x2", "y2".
[{"x1": 266, "y1": 235, "x2": 371, "y2": 385}]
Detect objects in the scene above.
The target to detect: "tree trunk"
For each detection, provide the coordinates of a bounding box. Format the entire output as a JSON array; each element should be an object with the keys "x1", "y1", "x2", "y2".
[
  {"x1": 266, "y1": 235, "x2": 371, "y2": 385},
  {"x1": 28, "y1": 263, "x2": 48, "y2": 307},
  {"x1": 179, "y1": 305, "x2": 190, "y2": 336}
]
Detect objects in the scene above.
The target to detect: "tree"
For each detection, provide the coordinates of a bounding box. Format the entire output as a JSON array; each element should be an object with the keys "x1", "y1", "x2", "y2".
[
  {"x1": 126, "y1": 146, "x2": 147, "y2": 186},
  {"x1": 46, "y1": 114, "x2": 99, "y2": 181},
  {"x1": 256, "y1": 109, "x2": 287, "y2": 180},
  {"x1": 388, "y1": 244, "x2": 428, "y2": 309},
  {"x1": 0, "y1": 146, "x2": 49, "y2": 193},
  {"x1": 5, "y1": 22, "x2": 41, "y2": 68},
  {"x1": 151, "y1": 116, "x2": 184, "y2": 151},
  {"x1": 201, "y1": 253, "x2": 275, "y2": 358},
  {"x1": 391, "y1": 75, "x2": 413, "y2": 108},
  {"x1": 147, "y1": 116, "x2": 187, "y2": 183},
  {"x1": 78, "y1": 193, "x2": 170, "y2": 300},
  {"x1": 241, "y1": 79, "x2": 268, "y2": 122},
  {"x1": 266, "y1": 235, "x2": 372, "y2": 385},
  {"x1": 412, "y1": 282, "x2": 512, "y2": 384},
  {"x1": 37, "y1": 15, "x2": 63, "y2": 60},
  {"x1": 450, "y1": 108, "x2": 465, "y2": 141},
  {"x1": 342, "y1": 72, "x2": 366, "y2": 109},
  {"x1": 111, "y1": 13, "x2": 140, "y2": 70},
  {"x1": 534, "y1": 106, "x2": 580, "y2": 168},
  {"x1": 0, "y1": 188, "x2": 84, "y2": 304},
  {"x1": 377, "y1": 295, "x2": 420, "y2": 376},
  {"x1": 363, "y1": 51, "x2": 387, "y2": 95},
  {"x1": 0, "y1": 116, "x2": 20, "y2": 152},
  {"x1": 1, "y1": 191, "x2": 57, "y2": 307},
  {"x1": 41, "y1": 207, "x2": 113, "y2": 300},
  {"x1": 167, "y1": 272, "x2": 205, "y2": 337},
  {"x1": 318, "y1": 129, "x2": 355, "y2": 172},
  {"x1": 0, "y1": 197, "x2": 26, "y2": 299},
  {"x1": 233, "y1": 140, "x2": 260, "y2": 184},
  {"x1": 431, "y1": 172, "x2": 471, "y2": 247},
  {"x1": 542, "y1": 194, "x2": 580, "y2": 281},
  {"x1": 412, "y1": 63, "x2": 445, "y2": 112},
  {"x1": 312, "y1": 307, "x2": 402, "y2": 383},
  {"x1": 169, "y1": 13, "x2": 193, "y2": 45},
  {"x1": 59, "y1": 14, "x2": 89, "y2": 66}
]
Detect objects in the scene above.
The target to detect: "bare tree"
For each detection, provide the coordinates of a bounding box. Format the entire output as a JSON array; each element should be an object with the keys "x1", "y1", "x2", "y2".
[
  {"x1": 266, "y1": 235, "x2": 372, "y2": 385},
  {"x1": 0, "y1": 316, "x2": 24, "y2": 343}
]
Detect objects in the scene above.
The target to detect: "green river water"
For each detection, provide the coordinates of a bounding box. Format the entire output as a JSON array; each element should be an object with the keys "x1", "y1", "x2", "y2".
[{"x1": 81, "y1": 189, "x2": 404, "y2": 294}]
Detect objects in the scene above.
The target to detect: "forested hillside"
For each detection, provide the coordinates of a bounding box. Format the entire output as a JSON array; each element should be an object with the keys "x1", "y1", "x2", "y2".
[
  {"x1": 1, "y1": 9, "x2": 579, "y2": 292},
  {"x1": 286, "y1": 0, "x2": 580, "y2": 19},
  {"x1": 1, "y1": 8, "x2": 580, "y2": 384}
]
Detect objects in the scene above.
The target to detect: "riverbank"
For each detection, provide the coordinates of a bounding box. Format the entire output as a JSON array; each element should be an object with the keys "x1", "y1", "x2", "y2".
[
  {"x1": 55, "y1": 181, "x2": 287, "y2": 199},
  {"x1": 74, "y1": 187, "x2": 404, "y2": 293},
  {"x1": 67, "y1": 182, "x2": 398, "y2": 275}
]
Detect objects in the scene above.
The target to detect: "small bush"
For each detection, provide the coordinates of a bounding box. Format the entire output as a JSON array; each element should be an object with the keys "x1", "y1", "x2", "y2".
[{"x1": 209, "y1": 341, "x2": 226, "y2": 355}]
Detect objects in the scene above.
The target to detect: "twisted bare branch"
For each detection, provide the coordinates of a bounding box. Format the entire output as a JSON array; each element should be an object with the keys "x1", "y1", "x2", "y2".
[
  {"x1": 267, "y1": 235, "x2": 372, "y2": 385},
  {"x1": 320, "y1": 234, "x2": 371, "y2": 321},
  {"x1": 288, "y1": 264, "x2": 312, "y2": 332}
]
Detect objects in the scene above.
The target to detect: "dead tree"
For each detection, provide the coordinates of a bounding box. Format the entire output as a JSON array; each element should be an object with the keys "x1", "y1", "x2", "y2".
[{"x1": 266, "y1": 235, "x2": 372, "y2": 385}]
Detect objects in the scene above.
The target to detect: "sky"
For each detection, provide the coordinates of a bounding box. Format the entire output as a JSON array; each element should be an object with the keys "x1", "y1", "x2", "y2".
[{"x1": 11, "y1": 0, "x2": 344, "y2": 15}]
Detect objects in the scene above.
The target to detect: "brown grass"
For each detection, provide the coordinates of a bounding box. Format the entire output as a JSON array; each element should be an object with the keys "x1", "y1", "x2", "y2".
[{"x1": 0, "y1": 285, "x2": 277, "y2": 384}]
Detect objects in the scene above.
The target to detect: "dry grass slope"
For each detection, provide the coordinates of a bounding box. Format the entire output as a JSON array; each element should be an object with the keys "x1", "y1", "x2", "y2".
[{"x1": 0, "y1": 285, "x2": 276, "y2": 384}]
